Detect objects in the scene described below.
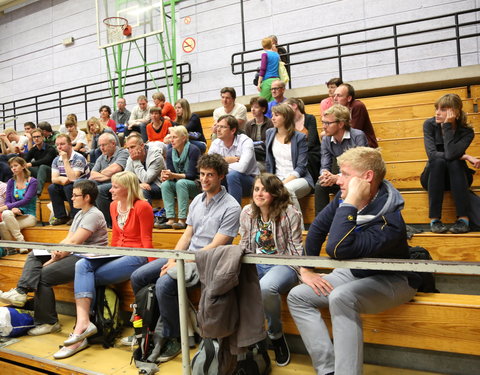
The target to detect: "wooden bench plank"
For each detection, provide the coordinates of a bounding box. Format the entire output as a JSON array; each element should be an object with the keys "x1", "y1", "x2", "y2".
[
  {"x1": 386, "y1": 159, "x2": 480, "y2": 189},
  {"x1": 379, "y1": 136, "x2": 480, "y2": 162}
]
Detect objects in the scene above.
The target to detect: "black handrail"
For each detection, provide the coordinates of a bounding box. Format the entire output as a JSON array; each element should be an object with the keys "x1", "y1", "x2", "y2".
[
  {"x1": 231, "y1": 8, "x2": 480, "y2": 90},
  {"x1": 0, "y1": 63, "x2": 191, "y2": 130}
]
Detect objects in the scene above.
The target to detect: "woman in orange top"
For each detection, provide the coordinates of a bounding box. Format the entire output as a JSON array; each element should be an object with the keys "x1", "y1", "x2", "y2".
[
  {"x1": 53, "y1": 171, "x2": 153, "y2": 359},
  {"x1": 146, "y1": 107, "x2": 172, "y2": 142}
]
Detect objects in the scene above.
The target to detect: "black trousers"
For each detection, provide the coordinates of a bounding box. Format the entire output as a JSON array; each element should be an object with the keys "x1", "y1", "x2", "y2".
[{"x1": 420, "y1": 158, "x2": 473, "y2": 219}]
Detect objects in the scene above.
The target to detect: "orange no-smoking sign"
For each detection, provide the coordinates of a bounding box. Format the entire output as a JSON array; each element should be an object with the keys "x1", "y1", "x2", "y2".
[{"x1": 182, "y1": 37, "x2": 196, "y2": 53}]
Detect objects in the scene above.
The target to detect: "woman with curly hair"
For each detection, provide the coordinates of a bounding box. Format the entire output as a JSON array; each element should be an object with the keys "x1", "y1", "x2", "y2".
[{"x1": 239, "y1": 173, "x2": 303, "y2": 367}]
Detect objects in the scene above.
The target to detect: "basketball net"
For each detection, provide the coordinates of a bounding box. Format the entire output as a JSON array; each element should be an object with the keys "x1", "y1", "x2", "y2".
[{"x1": 104, "y1": 17, "x2": 127, "y2": 44}]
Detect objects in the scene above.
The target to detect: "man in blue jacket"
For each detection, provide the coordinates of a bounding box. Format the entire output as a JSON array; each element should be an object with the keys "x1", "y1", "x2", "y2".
[{"x1": 287, "y1": 147, "x2": 421, "y2": 375}]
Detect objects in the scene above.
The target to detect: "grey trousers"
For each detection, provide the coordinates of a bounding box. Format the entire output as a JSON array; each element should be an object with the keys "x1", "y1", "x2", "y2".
[
  {"x1": 287, "y1": 268, "x2": 417, "y2": 375},
  {"x1": 17, "y1": 252, "x2": 79, "y2": 325}
]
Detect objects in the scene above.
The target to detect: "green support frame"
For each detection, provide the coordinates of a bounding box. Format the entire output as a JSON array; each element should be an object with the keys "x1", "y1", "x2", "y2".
[{"x1": 102, "y1": 0, "x2": 180, "y2": 110}]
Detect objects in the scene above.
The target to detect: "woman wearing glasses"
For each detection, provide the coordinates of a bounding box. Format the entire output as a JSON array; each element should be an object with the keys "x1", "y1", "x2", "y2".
[{"x1": 239, "y1": 173, "x2": 302, "y2": 367}]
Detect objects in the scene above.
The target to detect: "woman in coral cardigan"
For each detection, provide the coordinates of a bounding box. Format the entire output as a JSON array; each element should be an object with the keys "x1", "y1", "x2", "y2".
[{"x1": 53, "y1": 171, "x2": 153, "y2": 359}]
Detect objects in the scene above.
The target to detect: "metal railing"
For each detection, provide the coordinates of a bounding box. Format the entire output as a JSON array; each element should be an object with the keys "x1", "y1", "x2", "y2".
[
  {"x1": 0, "y1": 62, "x2": 191, "y2": 130},
  {"x1": 231, "y1": 8, "x2": 480, "y2": 95},
  {"x1": 1, "y1": 239, "x2": 479, "y2": 375}
]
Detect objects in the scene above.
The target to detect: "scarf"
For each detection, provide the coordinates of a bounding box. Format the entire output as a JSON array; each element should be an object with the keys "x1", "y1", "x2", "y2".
[{"x1": 172, "y1": 141, "x2": 190, "y2": 173}]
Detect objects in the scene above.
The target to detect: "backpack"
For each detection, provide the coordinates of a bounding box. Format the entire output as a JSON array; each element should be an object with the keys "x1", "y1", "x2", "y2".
[
  {"x1": 191, "y1": 338, "x2": 220, "y2": 375},
  {"x1": 233, "y1": 339, "x2": 271, "y2": 375},
  {"x1": 132, "y1": 284, "x2": 161, "y2": 371},
  {"x1": 89, "y1": 286, "x2": 123, "y2": 348},
  {"x1": 408, "y1": 246, "x2": 439, "y2": 293},
  {"x1": 0, "y1": 306, "x2": 35, "y2": 337}
]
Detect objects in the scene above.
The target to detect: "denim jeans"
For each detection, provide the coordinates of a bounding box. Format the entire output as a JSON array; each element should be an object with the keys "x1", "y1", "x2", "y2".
[
  {"x1": 74, "y1": 255, "x2": 148, "y2": 301},
  {"x1": 130, "y1": 258, "x2": 183, "y2": 338},
  {"x1": 257, "y1": 264, "x2": 298, "y2": 339},
  {"x1": 142, "y1": 184, "x2": 162, "y2": 204},
  {"x1": 225, "y1": 170, "x2": 254, "y2": 205}
]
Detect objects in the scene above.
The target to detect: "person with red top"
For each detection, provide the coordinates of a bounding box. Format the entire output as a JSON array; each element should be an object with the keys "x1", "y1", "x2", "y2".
[
  {"x1": 53, "y1": 171, "x2": 153, "y2": 359},
  {"x1": 152, "y1": 92, "x2": 176, "y2": 121},
  {"x1": 146, "y1": 107, "x2": 173, "y2": 143},
  {"x1": 98, "y1": 105, "x2": 117, "y2": 133}
]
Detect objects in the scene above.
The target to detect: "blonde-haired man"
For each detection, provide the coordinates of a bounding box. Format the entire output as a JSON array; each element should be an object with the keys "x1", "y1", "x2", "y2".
[{"x1": 288, "y1": 147, "x2": 421, "y2": 375}]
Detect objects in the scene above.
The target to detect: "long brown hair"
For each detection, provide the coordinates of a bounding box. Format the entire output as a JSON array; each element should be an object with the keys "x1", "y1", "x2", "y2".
[
  {"x1": 8, "y1": 156, "x2": 31, "y2": 180},
  {"x1": 250, "y1": 173, "x2": 292, "y2": 222},
  {"x1": 435, "y1": 94, "x2": 471, "y2": 129},
  {"x1": 175, "y1": 98, "x2": 192, "y2": 126},
  {"x1": 271, "y1": 103, "x2": 295, "y2": 143}
]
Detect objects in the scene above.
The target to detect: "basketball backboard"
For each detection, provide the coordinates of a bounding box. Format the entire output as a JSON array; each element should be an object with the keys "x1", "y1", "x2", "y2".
[{"x1": 95, "y1": 0, "x2": 164, "y2": 49}]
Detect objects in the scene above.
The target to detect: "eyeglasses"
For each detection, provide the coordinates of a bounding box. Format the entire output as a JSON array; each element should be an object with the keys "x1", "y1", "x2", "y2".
[
  {"x1": 32, "y1": 135, "x2": 43, "y2": 139},
  {"x1": 217, "y1": 125, "x2": 230, "y2": 130},
  {"x1": 71, "y1": 193, "x2": 84, "y2": 198},
  {"x1": 270, "y1": 87, "x2": 283, "y2": 91},
  {"x1": 322, "y1": 121, "x2": 338, "y2": 127}
]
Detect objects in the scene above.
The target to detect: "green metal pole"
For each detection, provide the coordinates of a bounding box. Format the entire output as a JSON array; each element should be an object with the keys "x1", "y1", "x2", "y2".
[{"x1": 170, "y1": 0, "x2": 178, "y2": 102}]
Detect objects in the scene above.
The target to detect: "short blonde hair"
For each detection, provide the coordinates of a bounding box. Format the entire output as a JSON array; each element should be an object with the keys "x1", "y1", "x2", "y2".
[
  {"x1": 337, "y1": 147, "x2": 386, "y2": 185},
  {"x1": 262, "y1": 37, "x2": 273, "y2": 49},
  {"x1": 169, "y1": 125, "x2": 188, "y2": 139},
  {"x1": 324, "y1": 104, "x2": 351, "y2": 130},
  {"x1": 111, "y1": 171, "x2": 145, "y2": 208},
  {"x1": 4, "y1": 128, "x2": 16, "y2": 136},
  {"x1": 152, "y1": 92, "x2": 165, "y2": 102}
]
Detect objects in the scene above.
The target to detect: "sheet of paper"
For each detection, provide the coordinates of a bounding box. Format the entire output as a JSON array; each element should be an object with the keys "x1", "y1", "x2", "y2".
[{"x1": 32, "y1": 249, "x2": 50, "y2": 256}]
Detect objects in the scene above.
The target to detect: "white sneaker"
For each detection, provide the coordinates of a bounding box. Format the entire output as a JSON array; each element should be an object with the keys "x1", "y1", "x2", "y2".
[
  {"x1": 120, "y1": 335, "x2": 137, "y2": 346},
  {"x1": 0, "y1": 288, "x2": 27, "y2": 307},
  {"x1": 28, "y1": 322, "x2": 62, "y2": 336}
]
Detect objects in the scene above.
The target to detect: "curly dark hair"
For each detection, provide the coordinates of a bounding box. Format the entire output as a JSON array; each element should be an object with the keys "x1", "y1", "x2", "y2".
[
  {"x1": 197, "y1": 153, "x2": 229, "y2": 178},
  {"x1": 250, "y1": 173, "x2": 292, "y2": 222}
]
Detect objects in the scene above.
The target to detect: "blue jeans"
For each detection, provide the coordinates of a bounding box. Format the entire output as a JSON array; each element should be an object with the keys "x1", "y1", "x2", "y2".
[
  {"x1": 143, "y1": 184, "x2": 162, "y2": 204},
  {"x1": 160, "y1": 179, "x2": 199, "y2": 219},
  {"x1": 74, "y1": 256, "x2": 148, "y2": 301},
  {"x1": 257, "y1": 264, "x2": 298, "y2": 339},
  {"x1": 225, "y1": 170, "x2": 254, "y2": 204},
  {"x1": 131, "y1": 258, "x2": 182, "y2": 338}
]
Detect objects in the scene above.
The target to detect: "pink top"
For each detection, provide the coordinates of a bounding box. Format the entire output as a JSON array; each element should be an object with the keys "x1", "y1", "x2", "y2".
[{"x1": 320, "y1": 97, "x2": 334, "y2": 114}]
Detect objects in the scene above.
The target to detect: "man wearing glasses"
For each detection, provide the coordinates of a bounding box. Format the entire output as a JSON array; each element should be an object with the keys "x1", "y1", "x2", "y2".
[
  {"x1": 25, "y1": 129, "x2": 58, "y2": 196},
  {"x1": 265, "y1": 79, "x2": 287, "y2": 118},
  {"x1": 314, "y1": 104, "x2": 368, "y2": 215}
]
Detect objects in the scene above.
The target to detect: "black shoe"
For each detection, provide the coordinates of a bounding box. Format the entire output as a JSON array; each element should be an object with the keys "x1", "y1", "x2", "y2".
[
  {"x1": 430, "y1": 220, "x2": 447, "y2": 233},
  {"x1": 271, "y1": 334, "x2": 290, "y2": 367},
  {"x1": 449, "y1": 219, "x2": 469, "y2": 234},
  {"x1": 66, "y1": 218, "x2": 74, "y2": 226},
  {"x1": 50, "y1": 217, "x2": 69, "y2": 226}
]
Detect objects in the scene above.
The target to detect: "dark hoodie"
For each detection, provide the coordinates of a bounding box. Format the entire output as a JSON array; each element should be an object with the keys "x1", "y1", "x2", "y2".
[{"x1": 306, "y1": 180, "x2": 422, "y2": 288}]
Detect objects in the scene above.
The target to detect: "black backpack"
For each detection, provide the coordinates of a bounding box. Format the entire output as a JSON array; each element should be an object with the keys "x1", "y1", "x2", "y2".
[
  {"x1": 89, "y1": 286, "x2": 123, "y2": 348},
  {"x1": 233, "y1": 339, "x2": 271, "y2": 375},
  {"x1": 132, "y1": 284, "x2": 161, "y2": 370},
  {"x1": 408, "y1": 246, "x2": 439, "y2": 293}
]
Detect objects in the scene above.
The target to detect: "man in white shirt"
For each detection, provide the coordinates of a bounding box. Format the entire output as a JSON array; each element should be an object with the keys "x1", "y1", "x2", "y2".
[
  {"x1": 126, "y1": 95, "x2": 150, "y2": 141},
  {"x1": 0, "y1": 128, "x2": 28, "y2": 156},
  {"x1": 212, "y1": 87, "x2": 247, "y2": 139},
  {"x1": 208, "y1": 115, "x2": 259, "y2": 204}
]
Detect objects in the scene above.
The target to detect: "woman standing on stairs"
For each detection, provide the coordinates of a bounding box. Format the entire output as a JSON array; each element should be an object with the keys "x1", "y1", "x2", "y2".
[
  {"x1": 0, "y1": 156, "x2": 37, "y2": 255},
  {"x1": 53, "y1": 171, "x2": 153, "y2": 359},
  {"x1": 421, "y1": 93, "x2": 479, "y2": 234}
]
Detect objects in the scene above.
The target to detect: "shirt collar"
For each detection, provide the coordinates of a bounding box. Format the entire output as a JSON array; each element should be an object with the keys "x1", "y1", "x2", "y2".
[
  {"x1": 200, "y1": 185, "x2": 227, "y2": 204},
  {"x1": 331, "y1": 130, "x2": 351, "y2": 144}
]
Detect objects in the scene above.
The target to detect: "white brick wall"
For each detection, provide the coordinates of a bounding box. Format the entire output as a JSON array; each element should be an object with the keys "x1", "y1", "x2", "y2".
[{"x1": 0, "y1": 0, "x2": 478, "y2": 126}]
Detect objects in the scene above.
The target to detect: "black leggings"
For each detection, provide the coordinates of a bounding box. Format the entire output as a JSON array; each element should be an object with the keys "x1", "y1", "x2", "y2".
[{"x1": 420, "y1": 158, "x2": 473, "y2": 219}]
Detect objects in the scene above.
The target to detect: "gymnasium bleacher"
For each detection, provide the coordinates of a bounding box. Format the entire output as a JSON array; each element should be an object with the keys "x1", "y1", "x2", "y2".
[{"x1": 1, "y1": 84, "x2": 479, "y2": 374}]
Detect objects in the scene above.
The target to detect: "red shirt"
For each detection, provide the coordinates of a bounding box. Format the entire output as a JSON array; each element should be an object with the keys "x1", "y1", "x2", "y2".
[
  {"x1": 146, "y1": 119, "x2": 172, "y2": 142},
  {"x1": 162, "y1": 102, "x2": 177, "y2": 121}
]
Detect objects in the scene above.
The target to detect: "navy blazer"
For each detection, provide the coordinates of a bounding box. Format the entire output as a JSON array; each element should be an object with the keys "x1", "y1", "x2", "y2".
[{"x1": 265, "y1": 128, "x2": 314, "y2": 187}]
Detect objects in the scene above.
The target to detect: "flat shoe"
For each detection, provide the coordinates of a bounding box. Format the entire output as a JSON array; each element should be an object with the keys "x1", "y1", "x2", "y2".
[
  {"x1": 172, "y1": 222, "x2": 186, "y2": 230},
  {"x1": 156, "y1": 223, "x2": 173, "y2": 229},
  {"x1": 63, "y1": 322, "x2": 97, "y2": 346},
  {"x1": 53, "y1": 338, "x2": 88, "y2": 359}
]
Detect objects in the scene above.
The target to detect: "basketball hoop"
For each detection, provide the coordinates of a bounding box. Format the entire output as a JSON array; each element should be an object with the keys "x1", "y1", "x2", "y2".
[{"x1": 103, "y1": 16, "x2": 130, "y2": 44}]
